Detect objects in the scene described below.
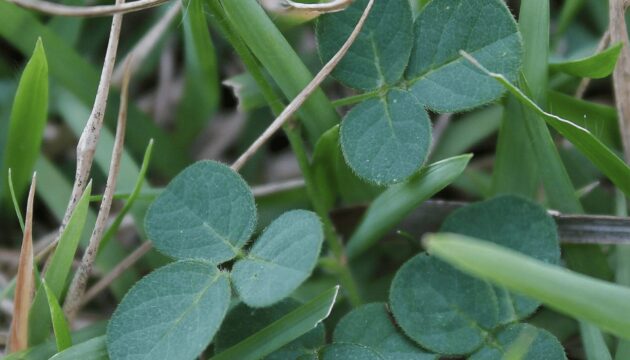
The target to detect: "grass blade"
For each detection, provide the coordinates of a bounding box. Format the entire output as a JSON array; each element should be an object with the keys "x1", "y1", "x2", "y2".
[
  {"x1": 1, "y1": 39, "x2": 47, "y2": 205},
  {"x1": 425, "y1": 233, "x2": 630, "y2": 340},
  {"x1": 346, "y1": 155, "x2": 472, "y2": 260},
  {"x1": 8, "y1": 174, "x2": 36, "y2": 353},
  {"x1": 550, "y1": 42, "x2": 622, "y2": 79},
  {"x1": 42, "y1": 280, "x2": 72, "y2": 352},
  {"x1": 464, "y1": 52, "x2": 630, "y2": 199},
  {"x1": 49, "y1": 336, "x2": 107, "y2": 360},
  {"x1": 211, "y1": 286, "x2": 339, "y2": 360},
  {"x1": 29, "y1": 182, "x2": 92, "y2": 346},
  {"x1": 8, "y1": 168, "x2": 25, "y2": 231}
]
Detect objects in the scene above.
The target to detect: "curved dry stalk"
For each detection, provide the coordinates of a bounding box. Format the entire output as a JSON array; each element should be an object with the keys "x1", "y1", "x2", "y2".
[
  {"x1": 610, "y1": 0, "x2": 630, "y2": 161},
  {"x1": 284, "y1": 0, "x2": 352, "y2": 13},
  {"x1": 45, "y1": 0, "x2": 126, "y2": 269},
  {"x1": 80, "y1": 241, "x2": 153, "y2": 307},
  {"x1": 112, "y1": 1, "x2": 181, "y2": 85},
  {"x1": 231, "y1": 0, "x2": 374, "y2": 171},
  {"x1": 8, "y1": 174, "x2": 36, "y2": 354},
  {"x1": 63, "y1": 60, "x2": 132, "y2": 321},
  {"x1": 5, "y1": 0, "x2": 171, "y2": 17}
]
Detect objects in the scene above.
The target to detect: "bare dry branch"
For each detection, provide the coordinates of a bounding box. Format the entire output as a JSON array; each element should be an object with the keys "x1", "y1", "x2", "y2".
[
  {"x1": 8, "y1": 174, "x2": 36, "y2": 354},
  {"x1": 63, "y1": 60, "x2": 132, "y2": 321},
  {"x1": 81, "y1": 241, "x2": 153, "y2": 307},
  {"x1": 610, "y1": 0, "x2": 630, "y2": 161},
  {"x1": 231, "y1": 0, "x2": 375, "y2": 171},
  {"x1": 5, "y1": 0, "x2": 171, "y2": 17}
]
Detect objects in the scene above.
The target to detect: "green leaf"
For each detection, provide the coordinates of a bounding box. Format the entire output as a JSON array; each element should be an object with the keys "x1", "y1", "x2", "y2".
[
  {"x1": 215, "y1": 299, "x2": 325, "y2": 359},
  {"x1": 441, "y1": 195, "x2": 561, "y2": 322},
  {"x1": 333, "y1": 303, "x2": 437, "y2": 360},
  {"x1": 145, "y1": 161, "x2": 256, "y2": 263},
  {"x1": 340, "y1": 89, "x2": 431, "y2": 184},
  {"x1": 232, "y1": 210, "x2": 323, "y2": 307},
  {"x1": 42, "y1": 281, "x2": 72, "y2": 352},
  {"x1": 211, "y1": 286, "x2": 339, "y2": 360},
  {"x1": 1, "y1": 38, "x2": 48, "y2": 203},
  {"x1": 49, "y1": 336, "x2": 108, "y2": 360},
  {"x1": 550, "y1": 43, "x2": 622, "y2": 79},
  {"x1": 346, "y1": 154, "x2": 471, "y2": 259},
  {"x1": 107, "y1": 260, "x2": 230, "y2": 360},
  {"x1": 389, "y1": 253, "x2": 499, "y2": 355},
  {"x1": 29, "y1": 182, "x2": 92, "y2": 346},
  {"x1": 319, "y1": 343, "x2": 383, "y2": 359},
  {"x1": 467, "y1": 58, "x2": 630, "y2": 198},
  {"x1": 425, "y1": 233, "x2": 630, "y2": 340},
  {"x1": 406, "y1": 0, "x2": 522, "y2": 112},
  {"x1": 316, "y1": 0, "x2": 413, "y2": 91},
  {"x1": 469, "y1": 324, "x2": 567, "y2": 360}
]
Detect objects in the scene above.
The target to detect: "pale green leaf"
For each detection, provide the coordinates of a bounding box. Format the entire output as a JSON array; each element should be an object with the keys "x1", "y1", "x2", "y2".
[
  {"x1": 50, "y1": 336, "x2": 107, "y2": 360},
  {"x1": 406, "y1": 0, "x2": 522, "y2": 112},
  {"x1": 333, "y1": 303, "x2": 437, "y2": 360},
  {"x1": 340, "y1": 89, "x2": 431, "y2": 184},
  {"x1": 145, "y1": 161, "x2": 256, "y2": 263},
  {"x1": 389, "y1": 253, "x2": 499, "y2": 355},
  {"x1": 469, "y1": 324, "x2": 566, "y2": 360},
  {"x1": 42, "y1": 281, "x2": 72, "y2": 352},
  {"x1": 346, "y1": 154, "x2": 471, "y2": 259},
  {"x1": 441, "y1": 195, "x2": 561, "y2": 322},
  {"x1": 29, "y1": 182, "x2": 92, "y2": 346},
  {"x1": 316, "y1": 0, "x2": 413, "y2": 91},
  {"x1": 550, "y1": 43, "x2": 622, "y2": 79},
  {"x1": 1, "y1": 38, "x2": 48, "y2": 203},
  {"x1": 106, "y1": 261, "x2": 230, "y2": 360},
  {"x1": 232, "y1": 210, "x2": 323, "y2": 307},
  {"x1": 215, "y1": 299, "x2": 325, "y2": 359},
  {"x1": 211, "y1": 286, "x2": 339, "y2": 360},
  {"x1": 425, "y1": 233, "x2": 630, "y2": 340}
]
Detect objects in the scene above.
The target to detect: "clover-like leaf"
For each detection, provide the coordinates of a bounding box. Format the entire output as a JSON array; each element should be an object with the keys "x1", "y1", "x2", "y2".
[
  {"x1": 107, "y1": 260, "x2": 230, "y2": 360},
  {"x1": 231, "y1": 210, "x2": 324, "y2": 307},
  {"x1": 389, "y1": 253, "x2": 499, "y2": 355},
  {"x1": 215, "y1": 299, "x2": 325, "y2": 360},
  {"x1": 319, "y1": 343, "x2": 384, "y2": 360},
  {"x1": 469, "y1": 324, "x2": 567, "y2": 360},
  {"x1": 316, "y1": 0, "x2": 413, "y2": 91},
  {"x1": 441, "y1": 195, "x2": 560, "y2": 322},
  {"x1": 334, "y1": 303, "x2": 437, "y2": 360},
  {"x1": 340, "y1": 89, "x2": 431, "y2": 184},
  {"x1": 145, "y1": 161, "x2": 256, "y2": 263},
  {"x1": 406, "y1": 0, "x2": 522, "y2": 112}
]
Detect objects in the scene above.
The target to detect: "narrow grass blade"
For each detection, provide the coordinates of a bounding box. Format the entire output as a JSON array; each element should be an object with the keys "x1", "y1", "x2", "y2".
[
  {"x1": 346, "y1": 155, "x2": 472, "y2": 260},
  {"x1": 425, "y1": 233, "x2": 630, "y2": 340},
  {"x1": 211, "y1": 286, "x2": 339, "y2": 360},
  {"x1": 8, "y1": 168, "x2": 25, "y2": 231},
  {"x1": 42, "y1": 281, "x2": 72, "y2": 352},
  {"x1": 464, "y1": 53, "x2": 630, "y2": 199},
  {"x1": 550, "y1": 43, "x2": 622, "y2": 79},
  {"x1": 579, "y1": 322, "x2": 612, "y2": 360},
  {"x1": 29, "y1": 182, "x2": 92, "y2": 346},
  {"x1": 1, "y1": 39, "x2": 48, "y2": 205},
  {"x1": 49, "y1": 336, "x2": 107, "y2": 360},
  {"x1": 8, "y1": 174, "x2": 36, "y2": 353}
]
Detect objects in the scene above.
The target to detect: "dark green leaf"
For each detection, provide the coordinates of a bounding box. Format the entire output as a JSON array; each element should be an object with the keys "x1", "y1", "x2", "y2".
[
  {"x1": 42, "y1": 281, "x2": 72, "y2": 352},
  {"x1": 49, "y1": 336, "x2": 107, "y2": 360},
  {"x1": 469, "y1": 324, "x2": 567, "y2": 360},
  {"x1": 550, "y1": 43, "x2": 622, "y2": 79},
  {"x1": 319, "y1": 343, "x2": 383, "y2": 360}
]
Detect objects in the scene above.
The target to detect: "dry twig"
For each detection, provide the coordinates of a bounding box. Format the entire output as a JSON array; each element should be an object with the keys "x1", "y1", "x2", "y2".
[
  {"x1": 5, "y1": 0, "x2": 170, "y2": 17},
  {"x1": 63, "y1": 60, "x2": 132, "y2": 321},
  {"x1": 231, "y1": 0, "x2": 374, "y2": 171},
  {"x1": 610, "y1": 0, "x2": 630, "y2": 161},
  {"x1": 8, "y1": 174, "x2": 36, "y2": 353}
]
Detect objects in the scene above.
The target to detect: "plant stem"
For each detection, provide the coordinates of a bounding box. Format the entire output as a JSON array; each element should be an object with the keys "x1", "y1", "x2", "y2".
[{"x1": 331, "y1": 89, "x2": 380, "y2": 108}]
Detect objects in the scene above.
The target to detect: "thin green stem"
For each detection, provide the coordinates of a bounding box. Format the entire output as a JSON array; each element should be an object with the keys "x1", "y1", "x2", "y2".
[
  {"x1": 8, "y1": 168, "x2": 25, "y2": 232},
  {"x1": 207, "y1": 1, "x2": 362, "y2": 306},
  {"x1": 331, "y1": 90, "x2": 379, "y2": 108}
]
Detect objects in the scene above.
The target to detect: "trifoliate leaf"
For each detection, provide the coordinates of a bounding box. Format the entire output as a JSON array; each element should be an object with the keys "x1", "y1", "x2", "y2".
[
  {"x1": 441, "y1": 195, "x2": 560, "y2": 322},
  {"x1": 406, "y1": 0, "x2": 522, "y2": 112},
  {"x1": 340, "y1": 89, "x2": 431, "y2": 185},
  {"x1": 316, "y1": 0, "x2": 413, "y2": 91},
  {"x1": 333, "y1": 303, "x2": 437, "y2": 360},
  {"x1": 389, "y1": 254, "x2": 499, "y2": 355},
  {"x1": 215, "y1": 299, "x2": 325, "y2": 360},
  {"x1": 145, "y1": 161, "x2": 256, "y2": 263},
  {"x1": 231, "y1": 210, "x2": 324, "y2": 307},
  {"x1": 469, "y1": 324, "x2": 567, "y2": 360},
  {"x1": 319, "y1": 343, "x2": 384, "y2": 360},
  {"x1": 106, "y1": 261, "x2": 230, "y2": 360}
]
